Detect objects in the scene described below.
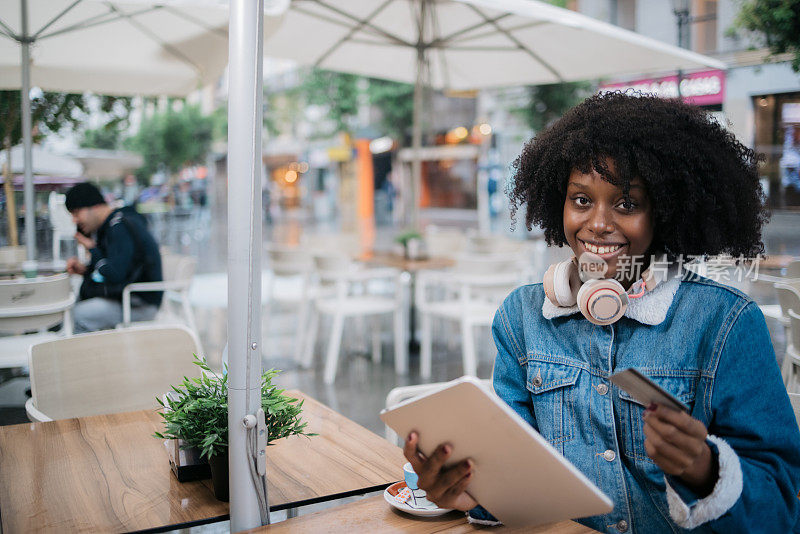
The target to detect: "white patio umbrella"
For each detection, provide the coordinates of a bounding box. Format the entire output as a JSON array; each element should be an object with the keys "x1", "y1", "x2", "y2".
[
  {"x1": 2, "y1": 2, "x2": 285, "y2": 530},
  {"x1": 0, "y1": 0, "x2": 283, "y2": 259},
  {"x1": 262, "y1": 0, "x2": 726, "y2": 229},
  {"x1": 0, "y1": 144, "x2": 83, "y2": 177}
]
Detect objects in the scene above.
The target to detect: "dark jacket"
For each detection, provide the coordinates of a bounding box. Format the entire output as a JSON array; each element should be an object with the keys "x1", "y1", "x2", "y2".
[{"x1": 80, "y1": 206, "x2": 163, "y2": 306}]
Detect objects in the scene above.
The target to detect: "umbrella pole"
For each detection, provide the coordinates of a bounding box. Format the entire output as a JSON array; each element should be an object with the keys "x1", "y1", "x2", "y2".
[
  {"x1": 3, "y1": 139, "x2": 18, "y2": 247},
  {"x1": 20, "y1": 0, "x2": 35, "y2": 260},
  {"x1": 410, "y1": 49, "x2": 423, "y2": 231},
  {"x1": 227, "y1": 0, "x2": 266, "y2": 530}
]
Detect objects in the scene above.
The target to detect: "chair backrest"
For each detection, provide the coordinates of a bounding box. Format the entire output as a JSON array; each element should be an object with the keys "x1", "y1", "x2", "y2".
[
  {"x1": 302, "y1": 233, "x2": 361, "y2": 256},
  {"x1": 161, "y1": 253, "x2": 197, "y2": 286},
  {"x1": 48, "y1": 191, "x2": 76, "y2": 236},
  {"x1": 267, "y1": 246, "x2": 313, "y2": 276},
  {"x1": 789, "y1": 310, "x2": 800, "y2": 355},
  {"x1": 788, "y1": 392, "x2": 800, "y2": 432},
  {"x1": 787, "y1": 260, "x2": 800, "y2": 281},
  {"x1": 452, "y1": 254, "x2": 523, "y2": 276},
  {"x1": 423, "y1": 226, "x2": 465, "y2": 257},
  {"x1": 775, "y1": 282, "x2": 800, "y2": 323},
  {"x1": 312, "y1": 252, "x2": 353, "y2": 278},
  {"x1": 0, "y1": 246, "x2": 26, "y2": 270},
  {"x1": 0, "y1": 273, "x2": 73, "y2": 334},
  {"x1": 29, "y1": 325, "x2": 202, "y2": 421}
]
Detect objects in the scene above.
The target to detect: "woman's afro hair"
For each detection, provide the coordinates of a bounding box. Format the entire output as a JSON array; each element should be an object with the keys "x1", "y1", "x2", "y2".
[{"x1": 508, "y1": 91, "x2": 769, "y2": 258}]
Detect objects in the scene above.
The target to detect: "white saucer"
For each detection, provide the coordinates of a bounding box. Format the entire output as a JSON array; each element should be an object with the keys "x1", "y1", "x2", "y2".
[{"x1": 383, "y1": 481, "x2": 454, "y2": 517}]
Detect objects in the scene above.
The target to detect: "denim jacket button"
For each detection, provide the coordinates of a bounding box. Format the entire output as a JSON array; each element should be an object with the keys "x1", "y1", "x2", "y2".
[
  {"x1": 596, "y1": 383, "x2": 609, "y2": 395},
  {"x1": 603, "y1": 449, "x2": 616, "y2": 461},
  {"x1": 616, "y1": 519, "x2": 629, "y2": 532},
  {"x1": 532, "y1": 376, "x2": 542, "y2": 387}
]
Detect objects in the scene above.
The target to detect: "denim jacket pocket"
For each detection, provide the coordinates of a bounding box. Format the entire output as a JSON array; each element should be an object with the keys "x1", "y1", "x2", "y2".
[
  {"x1": 617, "y1": 373, "x2": 697, "y2": 465},
  {"x1": 525, "y1": 359, "x2": 582, "y2": 445}
]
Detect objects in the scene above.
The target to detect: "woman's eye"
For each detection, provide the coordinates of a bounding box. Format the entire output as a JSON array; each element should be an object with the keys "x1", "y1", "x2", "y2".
[
  {"x1": 574, "y1": 196, "x2": 590, "y2": 206},
  {"x1": 618, "y1": 200, "x2": 637, "y2": 211}
]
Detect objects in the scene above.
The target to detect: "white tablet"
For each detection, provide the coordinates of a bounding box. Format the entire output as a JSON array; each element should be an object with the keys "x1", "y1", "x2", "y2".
[{"x1": 380, "y1": 376, "x2": 613, "y2": 527}]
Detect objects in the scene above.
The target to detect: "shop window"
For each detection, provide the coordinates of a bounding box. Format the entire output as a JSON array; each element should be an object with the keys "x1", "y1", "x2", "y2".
[{"x1": 753, "y1": 92, "x2": 800, "y2": 207}]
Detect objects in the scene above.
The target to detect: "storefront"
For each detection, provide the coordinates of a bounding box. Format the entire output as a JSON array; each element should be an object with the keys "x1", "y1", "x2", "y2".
[
  {"x1": 753, "y1": 93, "x2": 800, "y2": 207},
  {"x1": 599, "y1": 69, "x2": 725, "y2": 116}
]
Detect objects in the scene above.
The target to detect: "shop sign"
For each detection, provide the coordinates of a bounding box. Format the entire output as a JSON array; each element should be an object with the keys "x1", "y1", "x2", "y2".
[{"x1": 599, "y1": 69, "x2": 725, "y2": 106}]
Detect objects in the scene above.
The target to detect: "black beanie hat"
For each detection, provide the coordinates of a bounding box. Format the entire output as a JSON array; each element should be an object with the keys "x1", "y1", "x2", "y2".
[{"x1": 65, "y1": 182, "x2": 105, "y2": 211}]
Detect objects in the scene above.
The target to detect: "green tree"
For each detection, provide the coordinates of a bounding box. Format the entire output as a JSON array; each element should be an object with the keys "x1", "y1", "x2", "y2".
[
  {"x1": 125, "y1": 104, "x2": 213, "y2": 181},
  {"x1": 366, "y1": 78, "x2": 414, "y2": 141},
  {"x1": 732, "y1": 0, "x2": 800, "y2": 72},
  {"x1": 0, "y1": 91, "x2": 131, "y2": 149},
  {"x1": 512, "y1": 81, "x2": 594, "y2": 133},
  {"x1": 298, "y1": 68, "x2": 360, "y2": 136},
  {"x1": 80, "y1": 126, "x2": 121, "y2": 150}
]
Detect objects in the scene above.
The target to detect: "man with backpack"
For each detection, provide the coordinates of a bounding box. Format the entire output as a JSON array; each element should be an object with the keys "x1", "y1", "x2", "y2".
[{"x1": 64, "y1": 182, "x2": 163, "y2": 333}]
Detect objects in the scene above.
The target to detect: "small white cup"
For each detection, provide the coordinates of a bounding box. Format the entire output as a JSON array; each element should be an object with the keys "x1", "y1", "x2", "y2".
[
  {"x1": 21, "y1": 260, "x2": 38, "y2": 279},
  {"x1": 403, "y1": 462, "x2": 420, "y2": 490}
]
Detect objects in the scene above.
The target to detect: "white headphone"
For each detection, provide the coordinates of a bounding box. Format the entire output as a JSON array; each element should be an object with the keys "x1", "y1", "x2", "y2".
[{"x1": 543, "y1": 257, "x2": 659, "y2": 325}]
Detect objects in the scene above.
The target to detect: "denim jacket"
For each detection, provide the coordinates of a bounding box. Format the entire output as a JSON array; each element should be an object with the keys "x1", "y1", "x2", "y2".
[{"x1": 482, "y1": 271, "x2": 800, "y2": 533}]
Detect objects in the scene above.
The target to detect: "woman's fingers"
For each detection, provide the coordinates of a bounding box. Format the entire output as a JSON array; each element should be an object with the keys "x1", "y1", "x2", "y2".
[
  {"x1": 425, "y1": 460, "x2": 473, "y2": 502},
  {"x1": 402, "y1": 432, "x2": 427, "y2": 473},
  {"x1": 417, "y1": 443, "x2": 453, "y2": 490},
  {"x1": 647, "y1": 405, "x2": 707, "y2": 440}
]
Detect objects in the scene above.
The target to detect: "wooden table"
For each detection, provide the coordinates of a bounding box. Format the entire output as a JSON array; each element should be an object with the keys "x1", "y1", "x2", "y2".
[
  {"x1": 0, "y1": 391, "x2": 405, "y2": 533},
  {"x1": 244, "y1": 495, "x2": 598, "y2": 533}
]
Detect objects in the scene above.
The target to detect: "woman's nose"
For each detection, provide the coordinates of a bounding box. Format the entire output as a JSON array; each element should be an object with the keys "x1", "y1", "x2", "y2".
[{"x1": 589, "y1": 207, "x2": 614, "y2": 234}]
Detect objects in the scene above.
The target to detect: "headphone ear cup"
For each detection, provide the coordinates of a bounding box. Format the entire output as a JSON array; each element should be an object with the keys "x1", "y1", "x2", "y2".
[
  {"x1": 552, "y1": 260, "x2": 579, "y2": 307},
  {"x1": 577, "y1": 278, "x2": 629, "y2": 325},
  {"x1": 543, "y1": 263, "x2": 558, "y2": 305}
]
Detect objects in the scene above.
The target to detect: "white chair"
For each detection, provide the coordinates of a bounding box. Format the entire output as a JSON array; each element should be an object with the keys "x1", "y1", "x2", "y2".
[
  {"x1": 121, "y1": 252, "x2": 198, "y2": 331},
  {"x1": 302, "y1": 252, "x2": 407, "y2": 384},
  {"x1": 770, "y1": 282, "x2": 800, "y2": 385},
  {"x1": 25, "y1": 325, "x2": 202, "y2": 422},
  {"x1": 384, "y1": 379, "x2": 494, "y2": 445},
  {"x1": 788, "y1": 392, "x2": 800, "y2": 431},
  {"x1": 423, "y1": 226, "x2": 465, "y2": 257},
  {"x1": 264, "y1": 245, "x2": 314, "y2": 364},
  {"x1": 786, "y1": 261, "x2": 800, "y2": 281},
  {"x1": 0, "y1": 273, "x2": 74, "y2": 369},
  {"x1": 0, "y1": 245, "x2": 26, "y2": 271},
  {"x1": 418, "y1": 255, "x2": 524, "y2": 379},
  {"x1": 785, "y1": 310, "x2": 800, "y2": 394},
  {"x1": 48, "y1": 191, "x2": 76, "y2": 263}
]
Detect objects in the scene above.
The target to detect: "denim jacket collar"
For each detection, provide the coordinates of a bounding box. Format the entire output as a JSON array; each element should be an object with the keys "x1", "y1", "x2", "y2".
[{"x1": 542, "y1": 263, "x2": 682, "y2": 326}]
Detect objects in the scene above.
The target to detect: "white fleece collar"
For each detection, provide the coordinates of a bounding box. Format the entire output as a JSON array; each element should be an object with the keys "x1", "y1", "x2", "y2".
[{"x1": 542, "y1": 266, "x2": 682, "y2": 326}]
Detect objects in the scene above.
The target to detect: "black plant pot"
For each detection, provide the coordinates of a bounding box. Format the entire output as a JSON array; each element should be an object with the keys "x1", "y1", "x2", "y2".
[{"x1": 208, "y1": 450, "x2": 229, "y2": 502}]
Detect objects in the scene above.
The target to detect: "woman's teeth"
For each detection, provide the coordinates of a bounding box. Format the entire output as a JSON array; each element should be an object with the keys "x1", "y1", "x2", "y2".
[{"x1": 583, "y1": 242, "x2": 623, "y2": 255}]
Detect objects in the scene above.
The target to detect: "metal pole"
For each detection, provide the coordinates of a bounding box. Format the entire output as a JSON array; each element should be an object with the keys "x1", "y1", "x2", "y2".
[
  {"x1": 227, "y1": 0, "x2": 264, "y2": 530},
  {"x1": 20, "y1": 0, "x2": 35, "y2": 260},
  {"x1": 410, "y1": 51, "x2": 423, "y2": 231}
]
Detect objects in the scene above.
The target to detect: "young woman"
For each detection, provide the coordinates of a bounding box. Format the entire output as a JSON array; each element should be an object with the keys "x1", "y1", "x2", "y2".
[{"x1": 403, "y1": 92, "x2": 800, "y2": 533}]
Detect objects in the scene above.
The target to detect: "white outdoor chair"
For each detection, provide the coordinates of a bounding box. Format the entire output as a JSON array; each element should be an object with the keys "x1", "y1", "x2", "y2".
[
  {"x1": 0, "y1": 246, "x2": 26, "y2": 271},
  {"x1": 417, "y1": 255, "x2": 524, "y2": 379},
  {"x1": 25, "y1": 324, "x2": 202, "y2": 422},
  {"x1": 785, "y1": 310, "x2": 800, "y2": 394},
  {"x1": 423, "y1": 226, "x2": 465, "y2": 257},
  {"x1": 48, "y1": 191, "x2": 76, "y2": 263},
  {"x1": 302, "y1": 252, "x2": 407, "y2": 384},
  {"x1": 788, "y1": 392, "x2": 800, "y2": 431},
  {"x1": 0, "y1": 273, "x2": 74, "y2": 369},
  {"x1": 384, "y1": 379, "x2": 494, "y2": 445},
  {"x1": 121, "y1": 252, "x2": 198, "y2": 331},
  {"x1": 264, "y1": 245, "x2": 314, "y2": 364},
  {"x1": 786, "y1": 261, "x2": 800, "y2": 281},
  {"x1": 770, "y1": 282, "x2": 800, "y2": 385}
]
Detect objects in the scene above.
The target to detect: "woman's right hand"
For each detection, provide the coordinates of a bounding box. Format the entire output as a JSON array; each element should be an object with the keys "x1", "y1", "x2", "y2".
[{"x1": 403, "y1": 431, "x2": 477, "y2": 511}]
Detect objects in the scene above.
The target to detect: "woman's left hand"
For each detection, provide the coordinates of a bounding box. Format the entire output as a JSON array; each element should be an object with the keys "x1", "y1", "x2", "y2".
[{"x1": 643, "y1": 404, "x2": 717, "y2": 495}]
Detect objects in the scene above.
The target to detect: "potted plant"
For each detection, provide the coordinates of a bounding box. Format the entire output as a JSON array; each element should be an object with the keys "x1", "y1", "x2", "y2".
[
  {"x1": 155, "y1": 355, "x2": 314, "y2": 501},
  {"x1": 394, "y1": 230, "x2": 426, "y2": 260}
]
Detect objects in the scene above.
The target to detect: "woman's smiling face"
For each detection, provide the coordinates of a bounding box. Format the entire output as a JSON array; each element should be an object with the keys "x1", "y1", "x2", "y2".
[{"x1": 563, "y1": 162, "x2": 654, "y2": 288}]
